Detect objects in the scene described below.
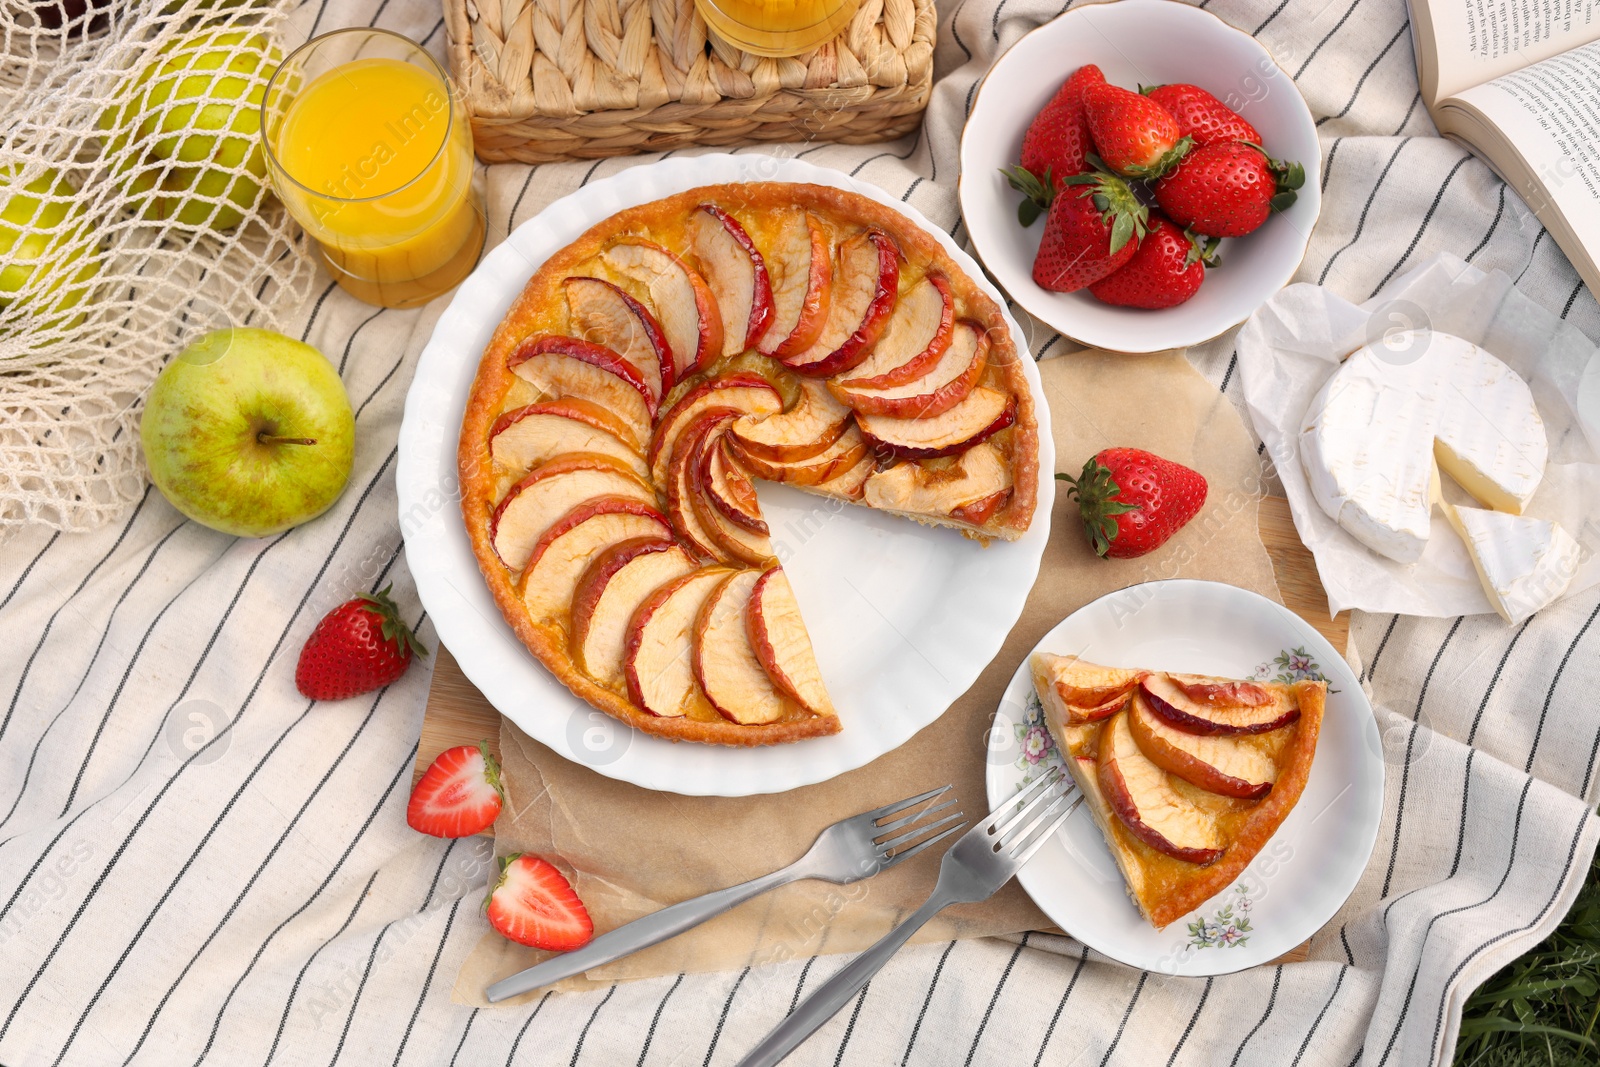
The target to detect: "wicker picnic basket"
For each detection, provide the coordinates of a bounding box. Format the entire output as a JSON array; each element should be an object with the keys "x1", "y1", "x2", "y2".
[{"x1": 444, "y1": 0, "x2": 935, "y2": 162}]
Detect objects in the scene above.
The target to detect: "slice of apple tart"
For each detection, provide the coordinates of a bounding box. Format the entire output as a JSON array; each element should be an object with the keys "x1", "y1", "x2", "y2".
[
  {"x1": 460, "y1": 183, "x2": 1039, "y2": 746},
  {"x1": 1030, "y1": 654, "x2": 1324, "y2": 928}
]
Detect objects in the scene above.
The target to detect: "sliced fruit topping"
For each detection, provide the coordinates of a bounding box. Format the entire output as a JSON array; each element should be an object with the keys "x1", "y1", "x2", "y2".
[
  {"x1": 1169, "y1": 674, "x2": 1273, "y2": 707},
  {"x1": 782, "y1": 230, "x2": 899, "y2": 378},
  {"x1": 489, "y1": 398, "x2": 648, "y2": 481},
  {"x1": 1056, "y1": 676, "x2": 1142, "y2": 708},
  {"x1": 811, "y1": 453, "x2": 877, "y2": 501},
  {"x1": 519, "y1": 497, "x2": 673, "y2": 623},
  {"x1": 648, "y1": 373, "x2": 783, "y2": 487},
  {"x1": 1058, "y1": 689, "x2": 1130, "y2": 724},
  {"x1": 691, "y1": 480, "x2": 774, "y2": 566},
  {"x1": 832, "y1": 319, "x2": 988, "y2": 419},
  {"x1": 834, "y1": 272, "x2": 953, "y2": 389},
  {"x1": 691, "y1": 204, "x2": 773, "y2": 356},
  {"x1": 730, "y1": 424, "x2": 869, "y2": 486},
  {"x1": 666, "y1": 411, "x2": 739, "y2": 561},
  {"x1": 625, "y1": 566, "x2": 737, "y2": 717},
  {"x1": 748, "y1": 566, "x2": 833, "y2": 716},
  {"x1": 857, "y1": 386, "x2": 1015, "y2": 460},
  {"x1": 759, "y1": 212, "x2": 834, "y2": 360},
  {"x1": 1127, "y1": 690, "x2": 1275, "y2": 800},
  {"x1": 569, "y1": 537, "x2": 696, "y2": 689},
  {"x1": 508, "y1": 335, "x2": 655, "y2": 434},
  {"x1": 729, "y1": 378, "x2": 853, "y2": 463},
  {"x1": 485, "y1": 853, "x2": 594, "y2": 951},
  {"x1": 489, "y1": 454, "x2": 656, "y2": 571},
  {"x1": 951, "y1": 489, "x2": 1012, "y2": 526},
  {"x1": 862, "y1": 440, "x2": 1012, "y2": 519},
  {"x1": 702, "y1": 438, "x2": 768, "y2": 534},
  {"x1": 407, "y1": 741, "x2": 503, "y2": 838},
  {"x1": 693, "y1": 568, "x2": 794, "y2": 725},
  {"x1": 602, "y1": 239, "x2": 723, "y2": 379},
  {"x1": 563, "y1": 277, "x2": 675, "y2": 405},
  {"x1": 1140, "y1": 673, "x2": 1301, "y2": 735},
  {"x1": 1097, "y1": 711, "x2": 1224, "y2": 864}
]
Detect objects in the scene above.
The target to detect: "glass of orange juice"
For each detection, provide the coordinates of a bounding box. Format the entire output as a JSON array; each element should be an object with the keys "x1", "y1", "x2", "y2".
[
  {"x1": 695, "y1": 0, "x2": 860, "y2": 56},
  {"x1": 261, "y1": 29, "x2": 485, "y2": 309}
]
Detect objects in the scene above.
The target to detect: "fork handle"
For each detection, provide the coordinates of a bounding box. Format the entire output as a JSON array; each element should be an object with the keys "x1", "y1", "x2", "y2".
[
  {"x1": 733, "y1": 892, "x2": 950, "y2": 1067},
  {"x1": 485, "y1": 866, "x2": 798, "y2": 1002}
]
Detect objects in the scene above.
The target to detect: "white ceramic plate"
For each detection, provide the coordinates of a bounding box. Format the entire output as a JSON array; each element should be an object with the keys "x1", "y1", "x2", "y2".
[
  {"x1": 398, "y1": 153, "x2": 1054, "y2": 797},
  {"x1": 985, "y1": 579, "x2": 1382, "y2": 976},
  {"x1": 958, "y1": 0, "x2": 1321, "y2": 354}
]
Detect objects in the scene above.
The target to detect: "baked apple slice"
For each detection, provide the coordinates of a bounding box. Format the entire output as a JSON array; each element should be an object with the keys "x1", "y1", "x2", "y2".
[
  {"x1": 563, "y1": 276, "x2": 675, "y2": 404},
  {"x1": 665, "y1": 411, "x2": 738, "y2": 562},
  {"x1": 570, "y1": 538, "x2": 697, "y2": 689},
  {"x1": 862, "y1": 441, "x2": 1012, "y2": 519},
  {"x1": 747, "y1": 566, "x2": 833, "y2": 716},
  {"x1": 693, "y1": 568, "x2": 793, "y2": 725},
  {"x1": 507, "y1": 336, "x2": 654, "y2": 438},
  {"x1": 489, "y1": 398, "x2": 648, "y2": 481},
  {"x1": 1141, "y1": 674, "x2": 1301, "y2": 736},
  {"x1": 518, "y1": 497, "x2": 673, "y2": 623},
  {"x1": 810, "y1": 453, "x2": 876, "y2": 501},
  {"x1": 832, "y1": 319, "x2": 988, "y2": 419},
  {"x1": 649, "y1": 374, "x2": 783, "y2": 487},
  {"x1": 833, "y1": 271, "x2": 952, "y2": 389},
  {"x1": 489, "y1": 454, "x2": 656, "y2": 571},
  {"x1": 1097, "y1": 711, "x2": 1225, "y2": 864},
  {"x1": 758, "y1": 212, "x2": 833, "y2": 360},
  {"x1": 729, "y1": 425, "x2": 869, "y2": 486},
  {"x1": 691, "y1": 481, "x2": 774, "y2": 566},
  {"x1": 1127, "y1": 691, "x2": 1275, "y2": 800},
  {"x1": 857, "y1": 386, "x2": 1015, "y2": 460},
  {"x1": 729, "y1": 378, "x2": 852, "y2": 463},
  {"x1": 690, "y1": 204, "x2": 773, "y2": 356},
  {"x1": 781, "y1": 230, "x2": 899, "y2": 378},
  {"x1": 1169, "y1": 674, "x2": 1274, "y2": 708},
  {"x1": 624, "y1": 566, "x2": 737, "y2": 716},
  {"x1": 601, "y1": 239, "x2": 723, "y2": 379},
  {"x1": 702, "y1": 438, "x2": 768, "y2": 534}
]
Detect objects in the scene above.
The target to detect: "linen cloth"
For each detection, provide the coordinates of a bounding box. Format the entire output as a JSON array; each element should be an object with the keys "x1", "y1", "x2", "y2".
[{"x1": 2, "y1": 0, "x2": 1599, "y2": 1065}]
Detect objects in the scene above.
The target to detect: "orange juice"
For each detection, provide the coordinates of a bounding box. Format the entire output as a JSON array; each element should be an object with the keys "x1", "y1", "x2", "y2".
[
  {"x1": 264, "y1": 35, "x2": 484, "y2": 309},
  {"x1": 695, "y1": 0, "x2": 859, "y2": 56}
]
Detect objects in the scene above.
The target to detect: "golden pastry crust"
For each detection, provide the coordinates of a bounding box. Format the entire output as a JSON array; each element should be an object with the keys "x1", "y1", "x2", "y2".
[{"x1": 461, "y1": 183, "x2": 1039, "y2": 746}]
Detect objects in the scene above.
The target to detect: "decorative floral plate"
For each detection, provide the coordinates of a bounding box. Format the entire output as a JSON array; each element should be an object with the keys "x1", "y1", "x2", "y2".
[{"x1": 985, "y1": 579, "x2": 1383, "y2": 976}]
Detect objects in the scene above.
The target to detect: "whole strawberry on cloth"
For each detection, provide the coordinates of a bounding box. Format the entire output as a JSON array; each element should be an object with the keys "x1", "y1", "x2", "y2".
[
  {"x1": 1142, "y1": 83, "x2": 1260, "y2": 146},
  {"x1": 1082, "y1": 82, "x2": 1192, "y2": 179},
  {"x1": 1004, "y1": 64, "x2": 1107, "y2": 225},
  {"x1": 1031, "y1": 166, "x2": 1148, "y2": 292},
  {"x1": 1155, "y1": 141, "x2": 1304, "y2": 238},
  {"x1": 1089, "y1": 214, "x2": 1219, "y2": 309},
  {"x1": 295, "y1": 584, "x2": 426, "y2": 700},
  {"x1": 1059, "y1": 448, "x2": 1208, "y2": 558}
]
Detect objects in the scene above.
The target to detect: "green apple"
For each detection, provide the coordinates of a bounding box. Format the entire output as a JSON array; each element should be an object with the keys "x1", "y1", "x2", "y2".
[
  {"x1": 101, "y1": 27, "x2": 281, "y2": 232},
  {"x1": 141, "y1": 327, "x2": 355, "y2": 537},
  {"x1": 0, "y1": 163, "x2": 101, "y2": 343}
]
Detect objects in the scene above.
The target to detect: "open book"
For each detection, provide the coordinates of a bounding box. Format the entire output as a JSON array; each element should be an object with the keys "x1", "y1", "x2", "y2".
[{"x1": 1408, "y1": 0, "x2": 1600, "y2": 298}]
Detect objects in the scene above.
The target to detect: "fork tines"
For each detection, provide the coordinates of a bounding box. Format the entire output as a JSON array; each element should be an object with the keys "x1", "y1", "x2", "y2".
[
  {"x1": 993, "y1": 767, "x2": 1082, "y2": 865},
  {"x1": 872, "y1": 785, "x2": 965, "y2": 861}
]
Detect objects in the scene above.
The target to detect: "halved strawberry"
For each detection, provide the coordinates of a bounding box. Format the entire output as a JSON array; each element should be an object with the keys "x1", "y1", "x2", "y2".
[
  {"x1": 484, "y1": 853, "x2": 594, "y2": 951},
  {"x1": 406, "y1": 742, "x2": 504, "y2": 838}
]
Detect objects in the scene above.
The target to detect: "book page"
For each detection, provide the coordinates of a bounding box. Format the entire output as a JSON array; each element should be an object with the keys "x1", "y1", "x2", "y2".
[{"x1": 1423, "y1": 0, "x2": 1600, "y2": 100}]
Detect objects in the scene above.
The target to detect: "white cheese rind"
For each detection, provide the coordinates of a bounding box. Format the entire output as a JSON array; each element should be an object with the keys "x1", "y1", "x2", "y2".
[{"x1": 1441, "y1": 502, "x2": 1580, "y2": 624}]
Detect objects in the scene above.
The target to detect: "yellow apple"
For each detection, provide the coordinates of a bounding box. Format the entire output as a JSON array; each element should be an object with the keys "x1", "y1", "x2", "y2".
[{"x1": 0, "y1": 163, "x2": 101, "y2": 345}]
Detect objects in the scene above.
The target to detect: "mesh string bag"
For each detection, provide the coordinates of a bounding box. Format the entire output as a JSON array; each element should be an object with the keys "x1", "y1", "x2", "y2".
[{"x1": 0, "y1": 0, "x2": 315, "y2": 534}]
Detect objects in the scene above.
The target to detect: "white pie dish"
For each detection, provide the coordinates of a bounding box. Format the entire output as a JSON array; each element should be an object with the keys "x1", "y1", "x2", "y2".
[
  {"x1": 397, "y1": 153, "x2": 1054, "y2": 797},
  {"x1": 958, "y1": 0, "x2": 1321, "y2": 354},
  {"x1": 986, "y1": 579, "x2": 1382, "y2": 976}
]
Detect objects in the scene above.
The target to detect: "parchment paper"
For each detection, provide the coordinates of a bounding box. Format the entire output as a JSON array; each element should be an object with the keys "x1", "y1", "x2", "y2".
[
  {"x1": 1234, "y1": 252, "x2": 1600, "y2": 618},
  {"x1": 455, "y1": 349, "x2": 1284, "y2": 1006}
]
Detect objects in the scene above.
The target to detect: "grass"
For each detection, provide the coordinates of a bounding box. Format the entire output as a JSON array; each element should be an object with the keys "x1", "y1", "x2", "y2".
[{"x1": 1454, "y1": 838, "x2": 1600, "y2": 1067}]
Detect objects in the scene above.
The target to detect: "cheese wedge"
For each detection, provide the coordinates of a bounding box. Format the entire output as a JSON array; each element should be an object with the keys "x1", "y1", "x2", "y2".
[{"x1": 1439, "y1": 500, "x2": 1580, "y2": 624}]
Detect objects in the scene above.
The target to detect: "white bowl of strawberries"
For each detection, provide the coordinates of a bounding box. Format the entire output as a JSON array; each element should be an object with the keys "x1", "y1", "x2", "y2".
[{"x1": 958, "y1": 0, "x2": 1320, "y2": 353}]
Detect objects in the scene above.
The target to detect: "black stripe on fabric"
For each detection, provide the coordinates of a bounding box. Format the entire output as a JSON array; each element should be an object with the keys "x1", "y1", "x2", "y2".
[
  {"x1": 1375, "y1": 778, "x2": 1534, "y2": 1066},
  {"x1": 949, "y1": 0, "x2": 971, "y2": 59},
  {"x1": 1229, "y1": 965, "x2": 1282, "y2": 1065},
  {"x1": 789, "y1": 953, "x2": 822, "y2": 1014},
  {"x1": 505, "y1": 992, "x2": 554, "y2": 1067},
  {"x1": 1290, "y1": 968, "x2": 1346, "y2": 1067},
  {"x1": 831, "y1": 979, "x2": 872, "y2": 1065},
  {"x1": 1391, "y1": 92, "x2": 1423, "y2": 135},
  {"x1": 1368, "y1": 154, "x2": 1471, "y2": 297},
  {"x1": 579, "y1": 158, "x2": 608, "y2": 188},
  {"x1": 1363, "y1": 615, "x2": 1401, "y2": 683},
  {"x1": 1036, "y1": 333, "x2": 1063, "y2": 360},
  {"x1": 1468, "y1": 617, "x2": 1532, "y2": 745},
  {"x1": 1033, "y1": 944, "x2": 1089, "y2": 1067},
  {"x1": 337, "y1": 307, "x2": 388, "y2": 375},
  {"x1": 329, "y1": 918, "x2": 400, "y2": 1066},
  {"x1": 393, "y1": 896, "x2": 466, "y2": 1066},
  {"x1": 702, "y1": 967, "x2": 751, "y2": 1067},
  {"x1": 990, "y1": 0, "x2": 1008, "y2": 39},
  {"x1": 1294, "y1": 0, "x2": 1364, "y2": 79},
  {"x1": 1560, "y1": 279, "x2": 1585, "y2": 318},
  {"x1": 1165, "y1": 976, "x2": 1212, "y2": 1067},
  {"x1": 1315, "y1": 20, "x2": 1409, "y2": 128},
  {"x1": 1464, "y1": 183, "x2": 1507, "y2": 262},
  {"x1": 366, "y1": 0, "x2": 392, "y2": 26},
  {"x1": 902, "y1": 176, "x2": 925, "y2": 202},
  {"x1": 1321, "y1": 137, "x2": 1343, "y2": 193},
  {"x1": 300, "y1": 281, "x2": 340, "y2": 343},
  {"x1": 1340, "y1": 926, "x2": 1355, "y2": 965},
  {"x1": 964, "y1": 78, "x2": 979, "y2": 119},
  {"x1": 1513, "y1": 228, "x2": 1548, "y2": 284},
  {"x1": 508, "y1": 166, "x2": 541, "y2": 232},
  {"x1": 1098, "y1": 970, "x2": 1147, "y2": 1065},
  {"x1": 1346, "y1": 1044, "x2": 1364, "y2": 1066},
  {"x1": 1447, "y1": 751, "x2": 1476, "y2": 879},
  {"x1": 1253, "y1": 0, "x2": 1295, "y2": 34},
  {"x1": 963, "y1": 933, "x2": 1029, "y2": 1065},
  {"x1": 354, "y1": 356, "x2": 411, "y2": 422},
  {"x1": 1219, "y1": 352, "x2": 1238, "y2": 395},
  {"x1": 1318, "y1": 140, "x2": 1412, "y2": 286},
  {"x1": 263, "y1": 869, "x2": 381, "y2": 1067},
  {"x1": 448, "y1": 1008, "x2": 480, "y2": 1067},
  {"x1": 1581, "y1": 716, "x2": 1600, "y2": 798},
  {"x1": 848, "y1": 133, "x2": 922, "y2": 178},
  {"x1": 0, "y1": 530, "x2": 59, "y2": 613},
  {"x1": 900, "y1": 940, "x2": 957, "y2": 1064},
  {"x1": 569, "y1": 983, "x2": 618, "y2": 1066},
  {"x1": 1524, "y1": 600, "x2": 1600, "y2": 773},
  {"x1": 637, "y1": 974, "x2": 685, "y2": 1067},
  {"x1": 1424, "y1": 801, "x2": 1590, "y2": 1053},
  {"x1": 420, "y1": 16, "x2": 446, "y2": 45},
  {"x1": 305, "y1": 0, "x2": 333, "y2": 38},
  {"x1": 1378, "y1": 616, "x2": 1461, "y2": 899},
  {"x1": 422, "y1": 839, "x2": 462, "y2": 909}
]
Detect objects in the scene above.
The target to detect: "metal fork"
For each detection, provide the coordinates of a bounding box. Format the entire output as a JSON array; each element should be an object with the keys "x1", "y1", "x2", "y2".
[
  {"x1": 733, "y1": 768, "x2": 1083, "y2": 1067},
  {"x1": 484, "y1": 784, "x2": 965, "y2": 1002}
]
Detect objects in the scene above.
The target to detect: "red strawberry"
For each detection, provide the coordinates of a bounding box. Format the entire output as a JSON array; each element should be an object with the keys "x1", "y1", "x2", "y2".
[
  {"x1": 1142, "y1": 84, "x2": 1260, "y2": 146},
  {"x1": 1004, "y1": 64, "x2": 1107, "y2": 225},
  {"x1": 1058, "y1": 448, "x2": 1208, "y2": 559},
  {"x1": 485, "y1": 853, "x2": 594, "y2": 951},
  {"x1": 1088, "y1": 214, "x2": 1219, "y2": 309},
  {"x1": 1031, "y1": 169, "x2": 1147, "y2": 293},
  {"x1": 1082, "y1": 82, "x2": 1191, "y2": 178},
  {"x1": 295, "y1": 585, "x2": 426, "y2": 701},
  {"x1": 1154, "y1": 141, "x2": 1304, "y2": 238},
  {"x1": 407, "y1": 742, "x2": 504, "y2": 838}
]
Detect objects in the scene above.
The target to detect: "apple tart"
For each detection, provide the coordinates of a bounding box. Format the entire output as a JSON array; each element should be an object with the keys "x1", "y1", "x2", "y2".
[
  {"x1": 460, "y1": 183, "x2": 1040, "y2": 746},
  {"x1": 1030, "y1": 654, "x2": 1324, "y2": 928}
]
